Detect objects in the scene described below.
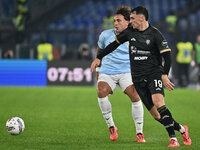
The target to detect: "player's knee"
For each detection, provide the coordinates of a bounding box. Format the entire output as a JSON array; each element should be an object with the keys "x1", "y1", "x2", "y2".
[
  {"x1": 130, "y1": 95, "x2": 140, "y2": 102},
  {"x1": 125, "y1": 87, "x2": 140, "y2": 102},
  {"x1": 127, "y1": 90, "x2": 140, "y2": 102},
  {"x1": 98, "y1": 87, "x2": 109, "y2": 98}
]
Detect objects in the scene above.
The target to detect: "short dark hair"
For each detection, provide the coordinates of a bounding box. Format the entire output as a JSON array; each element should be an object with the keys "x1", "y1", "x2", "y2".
[
  {"x1": 131, "y1": 6, "x2": 149, "y2": 21},
  {"x1": 115, "y1": 6, "x2": 131, "y2": 21}
]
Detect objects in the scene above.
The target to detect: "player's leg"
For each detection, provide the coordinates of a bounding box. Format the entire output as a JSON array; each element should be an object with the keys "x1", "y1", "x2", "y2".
[
  {"x1": 133, "y1": 79, "x2": 156, "y2": 143},
  {"x1": 134, "y1": 77, "x2": 190, "y2": 146},
  {"x1": 97, "y1": 74, "x2": 118, "y2": 141},
  {"x1": 152, "y1": 94, "x2": 192, "y2": 146},
  {"x1": 148, "y1": 106, "x2": 186, "y2": 137},
  {"x1": 133, "y1": 80, "x2": 162, "y2": 123},
  {"x1": 119, "y1": 73, "x2": 145, "y2": 142},
  {"x1": 149, "y1": 106, "x2": 185, "y2": 133},
  {"x1": 98, "y1": 81, "x2": 115, "y2": 128},
  {"x1": 124, "y1": 85, "x2": 145, "y2": 142},
  {"x1": 148, "y1": 73, "x2": 180, "y2": 147},
  {"x1": 146, "y1": 98, "x2": 187, "y2": 137},
  {"x1": 153, "y1": 73, "x2": 191, "y2": 145},
  {"x1": 151, "y1": 94, "x2": 180, "y2": 147}
]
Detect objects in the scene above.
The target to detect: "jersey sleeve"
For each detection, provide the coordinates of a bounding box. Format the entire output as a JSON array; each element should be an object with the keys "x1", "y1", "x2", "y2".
[
  {"x1": 115, "y1": 28, "x2": 129, "y2": 44},
  {"x1": 97, "y1": 32, "x2": 105, "y2": 49},
  {"x1": 154, "y1": 29, "x2": 171, "y2": 54}
]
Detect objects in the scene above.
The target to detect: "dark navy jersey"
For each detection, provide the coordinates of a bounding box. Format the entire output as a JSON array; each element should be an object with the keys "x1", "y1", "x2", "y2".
[{"x1": 115, "y1": 24, "x2": 171, "y2": 81}]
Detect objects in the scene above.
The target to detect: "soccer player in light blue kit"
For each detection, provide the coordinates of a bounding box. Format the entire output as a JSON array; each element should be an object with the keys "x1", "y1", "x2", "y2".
[{"x1": 96, "y1": 6, "x2": 145, "y2": 142}]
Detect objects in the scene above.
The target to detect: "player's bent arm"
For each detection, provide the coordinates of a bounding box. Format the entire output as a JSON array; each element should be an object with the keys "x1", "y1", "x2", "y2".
[
  {"x1": 161, "y1": 51, "x2": 175, "y2": 91},
  {"x1": 161, "y1": 51, "x2": 171, "y2": 75},
  {"x1": 97, "y1": 41, "x2": 120, "y2": 59}
]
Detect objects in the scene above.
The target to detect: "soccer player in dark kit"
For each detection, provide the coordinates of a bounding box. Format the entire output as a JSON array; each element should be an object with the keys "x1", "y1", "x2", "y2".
[{"x1": 90, "y1": 6, "x2": 192, "y2": 147}]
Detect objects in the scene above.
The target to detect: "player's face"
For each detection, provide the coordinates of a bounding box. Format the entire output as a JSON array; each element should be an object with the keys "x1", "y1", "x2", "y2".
[
  {"x1": 114, "y1": 14, "x2": 129, "y2": 34},
  {"x1": 130, "y1": 12, "x2": 143, "y2": 29}
]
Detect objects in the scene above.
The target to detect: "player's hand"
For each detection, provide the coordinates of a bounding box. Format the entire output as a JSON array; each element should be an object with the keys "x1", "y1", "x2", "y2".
[
  {"x1": 161, "y1": 75, "x2": 175, "y2": 91},
  {"x1": 90, "y1": 58, "x2": 101, "y2": 72}
]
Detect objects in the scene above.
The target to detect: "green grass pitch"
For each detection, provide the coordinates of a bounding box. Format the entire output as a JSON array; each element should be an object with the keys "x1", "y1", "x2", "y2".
[{"x1": 0, "y1": 87, "x2": 199, "y2": 150}]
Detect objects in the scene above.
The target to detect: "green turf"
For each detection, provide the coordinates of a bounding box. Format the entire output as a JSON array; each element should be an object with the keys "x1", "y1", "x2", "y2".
[{"x1": 0, "y1": 87, "x2": 199, "y2": 150}]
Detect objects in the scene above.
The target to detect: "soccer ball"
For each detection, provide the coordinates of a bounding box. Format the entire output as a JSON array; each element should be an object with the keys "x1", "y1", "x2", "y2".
[{"x1": 6, "y1": 117, "x2": 25, "y2": 135}]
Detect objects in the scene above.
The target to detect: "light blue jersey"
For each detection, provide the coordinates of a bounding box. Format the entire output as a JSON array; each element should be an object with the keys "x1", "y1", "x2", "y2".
[{"x1": 98, "y1": 28, "x2": 130, "y2": 74}]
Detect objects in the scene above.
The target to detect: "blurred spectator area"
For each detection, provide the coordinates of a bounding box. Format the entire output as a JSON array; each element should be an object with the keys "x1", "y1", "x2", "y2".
[
  {"x1": 46, "y1": 0, "x2": 199, "y2": 30},
  {"x1": 33, "y1": 0, "x2": 200, "y2": 46},
  {"x1": 0, "y1": 0, "x2": 200, "y2": 59}
]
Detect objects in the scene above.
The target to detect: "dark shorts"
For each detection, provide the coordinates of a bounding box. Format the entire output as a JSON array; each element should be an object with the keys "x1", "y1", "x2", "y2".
[{"x1": 133, "y1": 72, "x2": 164, "y2": 110}]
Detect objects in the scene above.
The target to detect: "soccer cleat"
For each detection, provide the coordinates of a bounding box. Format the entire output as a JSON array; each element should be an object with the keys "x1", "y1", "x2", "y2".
[
  {"x1": 109, "y1": 126, "x2": 118, "y2": 141},
  {"x1": 168, "y1": 138, "x2": 180, "y2": 147},
  {"x1": 182, "y1": 126, "x2": 192, "y2": 145},
  {"x1": 136, "y1": 133, "x2": 146, "y2": 143}
]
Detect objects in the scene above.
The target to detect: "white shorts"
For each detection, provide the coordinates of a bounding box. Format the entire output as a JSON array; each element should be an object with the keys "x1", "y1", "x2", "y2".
[{"x1": 97, "y1": 73, "x2": 133, "y2": 92}]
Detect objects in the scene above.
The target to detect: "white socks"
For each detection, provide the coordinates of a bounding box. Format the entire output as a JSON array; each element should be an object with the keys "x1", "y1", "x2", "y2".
[
  {"x1": 132, "y1": 100, "x2": 144, "y2": 134},
  {"x1": 98, "y1": 97, "x2": 144, "y2": 135},
  {"x1": 98, "y1": 97, "x2": 115, "y2": 128}
]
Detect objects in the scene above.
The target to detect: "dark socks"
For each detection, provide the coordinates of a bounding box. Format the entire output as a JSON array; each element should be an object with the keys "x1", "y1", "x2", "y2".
[
  {"x1": 156, "y1": 115, "x2": 182, "y2": 133},
  {"x1": 157, "y1": 105, "x2": 176, "y2": 138},
  {"x1": 173, "y1": 119, "x2": 181, "y2": 131}
]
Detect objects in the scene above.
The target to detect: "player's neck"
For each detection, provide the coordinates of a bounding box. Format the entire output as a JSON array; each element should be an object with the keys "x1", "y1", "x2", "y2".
[{"x1": 138, "y1": 22, "x2": 149, "y2": 31}]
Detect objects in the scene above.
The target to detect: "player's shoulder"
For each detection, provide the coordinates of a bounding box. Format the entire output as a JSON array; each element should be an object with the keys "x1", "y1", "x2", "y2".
[
  {"x1": 149, "y1": 24, "x2": 162, "y2": 34},
  {"x1": 124, "y1": 24, "x2": 133, "y2": 32},
  {"x1": 101, "y1": 28, "x2": 115, "y2": 37},
  {"x1": 118, "y1": 25, "x2": 133, "y2": 36}
]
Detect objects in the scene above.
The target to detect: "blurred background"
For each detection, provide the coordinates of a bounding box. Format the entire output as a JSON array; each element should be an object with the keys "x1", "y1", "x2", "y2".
[{"x1": 0, "y1": 0, "x2": 200, "y2": 88}]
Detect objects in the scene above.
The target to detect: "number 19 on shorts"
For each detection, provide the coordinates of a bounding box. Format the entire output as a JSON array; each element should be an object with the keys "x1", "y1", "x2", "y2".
[{"x1": 154, "y1": 79, "x2": 163, "y2": 88}]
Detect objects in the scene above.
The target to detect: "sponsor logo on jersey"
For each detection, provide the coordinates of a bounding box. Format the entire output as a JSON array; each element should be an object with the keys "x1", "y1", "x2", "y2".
[
  {"x1": 146, "y1": 39, "x2": 150, "y2": 45},
  {"x1": 137, "y1": 50, "x2": 150, "y2": 55},
  {"x1": 134, "y1": 56, "x2": 148, "y2": 60}
]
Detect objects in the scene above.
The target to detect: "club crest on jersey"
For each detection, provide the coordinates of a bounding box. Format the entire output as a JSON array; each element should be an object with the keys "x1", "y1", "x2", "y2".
[{"x1": 146, "y1": 39, "x2": 150, "y2": 45}]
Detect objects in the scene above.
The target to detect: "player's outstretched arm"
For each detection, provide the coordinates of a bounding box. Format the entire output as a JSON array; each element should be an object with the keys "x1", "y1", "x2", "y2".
[
  {"x1": 90, "y1": 40, "x2": 120, "y2": 72},
  {"x1": 96, "y1": 40, "x2": 120, "y2": 60}
]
